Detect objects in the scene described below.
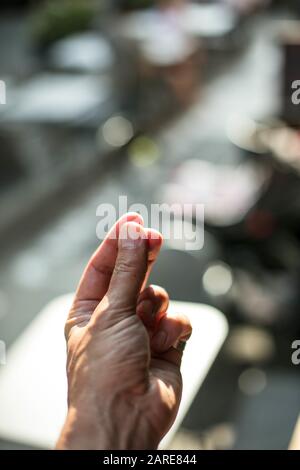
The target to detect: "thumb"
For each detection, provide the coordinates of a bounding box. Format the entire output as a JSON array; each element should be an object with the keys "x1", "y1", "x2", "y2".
[{"x1": 104, "y1": 222, "x2": 149, "y2": 321}]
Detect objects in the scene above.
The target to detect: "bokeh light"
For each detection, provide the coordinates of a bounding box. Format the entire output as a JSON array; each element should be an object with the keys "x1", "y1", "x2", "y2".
[
  {"x1": 128, "y1": 135, "x2": 160, "y2": 167},
  {"x1": 101, "y1": 115, "x2": 134, "y2": 148}
]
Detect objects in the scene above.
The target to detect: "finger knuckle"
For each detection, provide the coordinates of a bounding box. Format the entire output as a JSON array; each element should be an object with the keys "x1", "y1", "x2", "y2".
[
  {"x1": 115, "y1": 257, "x2": 139, "y2": 276},
  {"x1": 149, "y1": 284, "x2": 169, "y2": 297}
]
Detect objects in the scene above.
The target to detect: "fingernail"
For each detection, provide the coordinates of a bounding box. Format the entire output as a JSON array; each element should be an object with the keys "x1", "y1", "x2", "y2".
[
  {"x1": 152, "y1": 330, "x2": 167, "y2": 351},
  {"x1": 127, "y1": 212, "x2": 144, "y2": 225},
  {"x1": 119, "y1": 223, "x2": 144, "y2": 249}
]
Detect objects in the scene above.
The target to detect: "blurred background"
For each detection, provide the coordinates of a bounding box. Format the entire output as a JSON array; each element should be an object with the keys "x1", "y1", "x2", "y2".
[{"x1": 0, "y1": 0, "x2": 300, "y2": 450}]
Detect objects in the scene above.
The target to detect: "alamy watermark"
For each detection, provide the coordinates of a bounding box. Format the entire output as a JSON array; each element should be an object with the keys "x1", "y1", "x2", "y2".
[
  {"x1": 291, "y1": 340, "x2": 300, "y2": 365},
  {"x1": 0, "y1": 80, "x2": 6, "y2": 105},
  {"x1": 291, "y1": 80, "x2": 300, "y2": 105},
  {"x1": 96, "y1": 196, "x2": 204, "y2": 251}
]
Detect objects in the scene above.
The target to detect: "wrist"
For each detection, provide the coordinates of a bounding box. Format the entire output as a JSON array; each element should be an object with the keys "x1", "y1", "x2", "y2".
[
  {"x1": 56, "y1": 406, "x2": 107, "y2": 450},
  {"x1": 56, "y1": 403, "x2": 160, "y2": 450}
]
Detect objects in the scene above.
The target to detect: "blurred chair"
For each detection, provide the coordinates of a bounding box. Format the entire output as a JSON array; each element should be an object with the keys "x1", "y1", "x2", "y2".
[{"x1": 48, "y1": 33, "x2": 115, "y2": 75}]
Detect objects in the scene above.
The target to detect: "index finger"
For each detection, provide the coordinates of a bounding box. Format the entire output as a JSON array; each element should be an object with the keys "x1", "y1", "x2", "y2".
[
  {"x1": 75, "y1": 212, "x2": 143, "y2": 303},
  {"x1": 75, "y1": 213, "x2": 162, "y2": 304}
]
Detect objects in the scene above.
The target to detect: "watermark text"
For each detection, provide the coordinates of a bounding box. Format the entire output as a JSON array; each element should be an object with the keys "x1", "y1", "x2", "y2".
[
  {"x1": 291, "y1": 340, "x2": 300, "y2": 365},
  {"x1": 96, "y1": 196, "x2": 204, "y2": 251}
]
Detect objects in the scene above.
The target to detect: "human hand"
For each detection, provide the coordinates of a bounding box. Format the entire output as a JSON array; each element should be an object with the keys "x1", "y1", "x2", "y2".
[{"x1": 57, "y1": 213, "x2": 192, "y2": 450}]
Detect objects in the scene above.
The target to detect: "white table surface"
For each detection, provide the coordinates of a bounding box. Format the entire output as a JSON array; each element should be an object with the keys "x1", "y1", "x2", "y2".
[
  {"x1": 0, "y1": 295, "x2": 228, "y2": 449},
  {"x1": 2, "y1": 74, "x2": 112, "y2": 124}
]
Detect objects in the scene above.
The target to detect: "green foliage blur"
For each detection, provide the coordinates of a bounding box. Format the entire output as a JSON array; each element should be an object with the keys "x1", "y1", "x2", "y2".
[
  {"x1": 30, "y1": 0, "x2": 102, "y2": 48},
  {"x1": 120, "y1": 0, "x2": 154, "y2": 11}
]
